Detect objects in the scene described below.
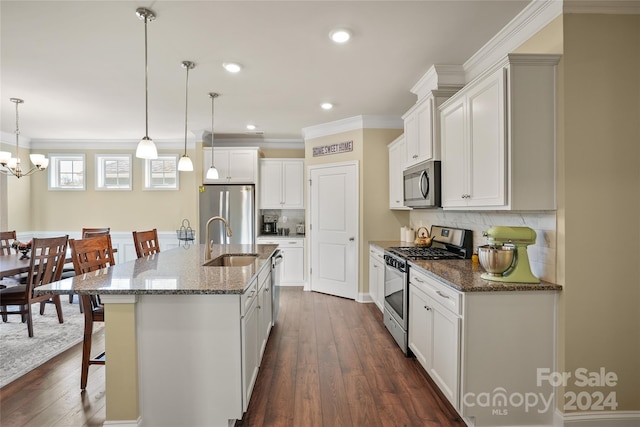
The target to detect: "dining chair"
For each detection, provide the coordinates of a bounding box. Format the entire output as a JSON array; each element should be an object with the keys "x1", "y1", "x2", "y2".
[
  {"x1": 0, "y1": 230, "x2": 17, "y2": 256},
  {"x1": 82, "y1": 227, "x2": 110, "y2": 239},
  {"x1": 132, "y1": 229, "x2": 160, "y2": 258},
  {"x1": 66, "y1": 227, "x2": 111, "y2": 307},
  {"x1": 69, "y1": 234, "x2": 115, "y2": 389},
  {"x1": 0, "y1": 235, "x2": 69, "y2": 337}
]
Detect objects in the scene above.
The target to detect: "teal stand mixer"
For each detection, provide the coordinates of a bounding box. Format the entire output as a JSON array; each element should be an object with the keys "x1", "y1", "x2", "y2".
[{"x1": 479, "y1": 226, "x2": 540, "y2": 284}]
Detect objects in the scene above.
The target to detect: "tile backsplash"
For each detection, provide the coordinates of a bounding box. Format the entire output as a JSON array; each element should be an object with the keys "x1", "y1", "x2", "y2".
[{"x1": 409, "y1": 210, "x2": 557, "y2": 283}]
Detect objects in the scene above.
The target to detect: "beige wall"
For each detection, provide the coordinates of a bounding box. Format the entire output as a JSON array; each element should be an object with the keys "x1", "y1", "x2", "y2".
[
  {"x1": 260, "y1": 148, "x2": 304, "y2": 158},
  {"x1": 1, "y1": 142, "x2": 34, "y2": 233},
  {"x1": 514, "y1": 13, "x2": 640, "y2": 412},
  {"x1": 560, "y1": 13, "x2": 640, "y2": 411},
  {"x1": 5, "y1": 146, "x2": 199, "y2": 234},
  {"x1": 305, "y1": 126, "x2": 407, "y2": 295}
]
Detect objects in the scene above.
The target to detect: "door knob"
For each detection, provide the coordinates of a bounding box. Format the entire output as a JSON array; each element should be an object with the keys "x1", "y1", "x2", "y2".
[{"x1": 349, "y1": 237, "x2": 355, "y2": 241}]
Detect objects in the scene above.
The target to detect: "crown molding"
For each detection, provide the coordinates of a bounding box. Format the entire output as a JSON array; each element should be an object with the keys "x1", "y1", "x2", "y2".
[
  {"x1": 29, "y1": 138, "x2": 192, "y2": 151},
  {"x1": 463, "y1": 0, "x2": 563, "y2": 83},
  {"x1": 410, "y1": 65, "x2": 465, "y2": 100},
  {"x1": 302, "y1": 115, "x2": 402, "y2": 140},
  {"x1": 0, "y1": 131, "x2": 31, "y2": 149}
]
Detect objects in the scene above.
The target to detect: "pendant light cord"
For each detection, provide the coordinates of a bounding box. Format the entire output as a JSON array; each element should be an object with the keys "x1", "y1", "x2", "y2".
[
  {"x1": 144, "y1": 14, "x2": 150, "y2": 139},
  {"x1": 183, "y1": 64, "x2": 190, "y2": 155},
  {"x1": 210, "y1": 93, "x2": 218, "y2": 167}
]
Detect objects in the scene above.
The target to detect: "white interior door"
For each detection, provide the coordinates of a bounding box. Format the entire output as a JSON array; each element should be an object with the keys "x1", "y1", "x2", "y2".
[{"x1": 309, "y1": 162, "x2": 358, "y2": 300}]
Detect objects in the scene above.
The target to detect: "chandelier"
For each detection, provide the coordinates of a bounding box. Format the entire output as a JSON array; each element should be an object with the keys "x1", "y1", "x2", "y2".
[{"x1": 0, "y1": 98, "x2": 49, "y2": 178}]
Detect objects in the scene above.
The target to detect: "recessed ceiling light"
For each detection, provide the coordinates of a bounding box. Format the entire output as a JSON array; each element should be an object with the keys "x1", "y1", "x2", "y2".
[
  {"x1": 222, "y1": 62, "x2": 242, "y2": 73},
  {"x1": 321, "y1": 102, "x2": 333, "y2": 110},
  {"x1": 329, "y1": 29, "x2": 351, "y2": 44},
  {"x1": 246, "y1": 124, "x2": 256, "y2": 130}
]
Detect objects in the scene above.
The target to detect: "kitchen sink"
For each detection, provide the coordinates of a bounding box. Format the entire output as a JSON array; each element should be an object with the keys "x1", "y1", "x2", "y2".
[{"x1": 204, "y1": 254, "x2": 259, "y2": 267}]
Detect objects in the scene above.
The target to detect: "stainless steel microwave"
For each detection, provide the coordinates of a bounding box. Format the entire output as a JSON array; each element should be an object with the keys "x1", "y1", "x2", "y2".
[{"x1": 403, "y1": 160, "x2": 441, "y2": 208}]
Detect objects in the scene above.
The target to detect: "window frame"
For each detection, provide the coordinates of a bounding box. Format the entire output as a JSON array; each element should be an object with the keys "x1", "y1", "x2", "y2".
[
  {"x1": 95, "y1": 154, "x2": 133, "y2": 191},
  {"x1": 143, "y1": 154, "x2": 179, "y2": 191},
  {"x1": 48, "y1": 153, "x2": 86, "y2": 191}
]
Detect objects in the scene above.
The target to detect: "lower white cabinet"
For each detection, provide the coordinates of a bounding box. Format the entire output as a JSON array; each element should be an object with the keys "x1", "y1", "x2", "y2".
[
  {"x1": 257, "y1": 265, "x2": 272, "y2": 359},
  {"x1": 241, "y1": 278, "x2": 260, "y2": 412},
  {"x1": 409, "y1": 275, "x2": 460, "y2": 406},
  {"x1": 368, "y1": 244, "x2": 385, "y2": 311},
  {"x1": 257, "y1": 238, "x2": 305, "y2": 285},
  {"x1": 408, "y1": 266, "x2": 557, "y2": 426}
]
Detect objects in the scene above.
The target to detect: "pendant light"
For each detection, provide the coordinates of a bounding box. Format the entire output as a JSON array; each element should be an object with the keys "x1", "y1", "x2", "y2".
[
  {"x1": 0, "y1": 98, "x2": 49, "y2": 178},
  {"x1": 135, "y1": 7, "x2": 158, "y2": 160},
  {"x1": 177, "y1": 61, "x2": 195, "y2": 172},
  {"x1": 206, "y1": 93, "x2": 219, "y2": 180}
]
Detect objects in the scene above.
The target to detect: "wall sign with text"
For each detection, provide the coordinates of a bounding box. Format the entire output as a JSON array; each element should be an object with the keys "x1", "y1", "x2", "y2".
[{"x1": 312, "y1": 140, "x2": 353, "y2": 157}]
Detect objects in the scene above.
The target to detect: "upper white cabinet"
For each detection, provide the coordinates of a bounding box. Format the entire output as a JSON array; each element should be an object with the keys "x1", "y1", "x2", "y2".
[
  {"x1": 202, "y1": 147, "x2": 259, "y2": 184},
  {"x1": 402, "y1": 65, "x2": 464, "y2": 168},
  {"x1": 259, "y1": 159, "x2": 304, "y2": 209},
  {"x1": 387, "y1": 135, "x2": 409, "y2": 210},
  {"x1": 440, "y1": 54, "x2": 561, "y2": 210}
]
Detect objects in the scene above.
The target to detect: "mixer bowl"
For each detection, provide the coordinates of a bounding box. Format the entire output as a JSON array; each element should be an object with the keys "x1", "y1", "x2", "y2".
[{"x1": 477, "y1": 245, "x2": 515, "y2": 276}]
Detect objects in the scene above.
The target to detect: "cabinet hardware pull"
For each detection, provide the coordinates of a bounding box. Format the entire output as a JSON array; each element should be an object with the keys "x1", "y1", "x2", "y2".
[
  {"x1": 436, "y1": 290, "x2": 450, "y2": 299},
  {"x1": 414, "y1": 277, "x2": 424, "y2": 283}
]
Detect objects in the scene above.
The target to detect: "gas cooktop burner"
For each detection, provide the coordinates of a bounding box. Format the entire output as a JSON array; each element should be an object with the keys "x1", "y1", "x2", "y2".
[{"x1": 388, "y1": 246, "x2": 463, "y2": 260}]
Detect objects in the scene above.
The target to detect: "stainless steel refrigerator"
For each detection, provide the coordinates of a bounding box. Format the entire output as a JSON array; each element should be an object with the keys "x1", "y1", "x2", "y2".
[{"x1": 199, "y1": 184, "x2": 255, "y2": 245}]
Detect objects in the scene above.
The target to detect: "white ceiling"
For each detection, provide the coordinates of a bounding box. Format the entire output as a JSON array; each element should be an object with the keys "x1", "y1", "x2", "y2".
[{"x1": 0, "y1": 0, "x2": 530, "y2": 145}]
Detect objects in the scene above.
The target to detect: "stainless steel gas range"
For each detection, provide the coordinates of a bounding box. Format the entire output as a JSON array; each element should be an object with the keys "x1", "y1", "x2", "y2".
[{"x1": 383, "y1": 226, "x2": 472, "y2": 355}]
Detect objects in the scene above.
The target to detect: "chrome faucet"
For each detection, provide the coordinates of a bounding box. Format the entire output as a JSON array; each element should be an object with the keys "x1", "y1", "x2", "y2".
[{"x1": 205, "y1": 216, "x2": 233, "y2": 260}]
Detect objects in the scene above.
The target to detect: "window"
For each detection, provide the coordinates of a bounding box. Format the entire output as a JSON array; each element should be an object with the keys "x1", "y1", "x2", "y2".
[
  {"x1": 48, "y1": 154, "x2": 85, "y2": 190},
  {"x1": 144, "y1": 155, "x2": 179, "y2": 190},
  {"x1": 96, "y1": 154, "x2": 132, "y2": 190}
]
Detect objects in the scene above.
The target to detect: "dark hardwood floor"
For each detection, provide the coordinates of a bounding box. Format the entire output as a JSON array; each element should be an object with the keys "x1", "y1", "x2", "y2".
[{"x1": 1, "y1": 287, "x2": 464, "y2": 427}]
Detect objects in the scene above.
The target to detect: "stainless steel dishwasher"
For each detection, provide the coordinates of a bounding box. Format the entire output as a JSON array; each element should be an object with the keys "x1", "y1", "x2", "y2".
[{"x1": 271, "y1": 249, "x2": 283, "y2": 323}]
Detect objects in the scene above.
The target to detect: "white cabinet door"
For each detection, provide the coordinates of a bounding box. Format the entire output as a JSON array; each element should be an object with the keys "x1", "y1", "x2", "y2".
[
  {"x1": 281, "y1": 246, "x2": 304, "y2": 285},
  {"x1": 409, "y1": 283, "x2": 433, "y2": 370},
  {"x1": 203, "y1": 148, "x2": 258, "y2": 184},
  {"x1": 368, "y1": 246, "x2": 384, "y2": 312},
  {"x1": 429, "y1": 300, "x2": 460, "y2": 407},
  {"x1": 441, "y1": 99, "x2": 467, "y2": 208},
  {"x1": 228, "y1": 150, "x2": 257, "y2": 183},
  {"x1": 403, "y1": 97, "x2": 436, "y2": 167},
  {"x1": 257, "y1": 271, "x2": 272, "y2": 359},
  {"x1": 260, "y1": 161, "x2": 283, "y2": 208},
  {"x1": 259, "y1": 159, "x2": 304, "y2": 209},
  {"x1": 388, "y1": 136, "x2": 409, "y2": 210},
  {"x1": 282, "y1": 160, "x2": 304, "y2": 209},
  {"x1": 241, "y1": 290, "x2": 259, "y2": 411},
  {"x1": 467, "y1": 71, "x2": 506, "y2": 207}
]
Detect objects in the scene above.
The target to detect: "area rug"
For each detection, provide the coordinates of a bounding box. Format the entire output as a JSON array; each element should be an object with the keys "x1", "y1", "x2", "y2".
[{"x1": 0, "y1": 295, "x2": 103, "y2": 388}]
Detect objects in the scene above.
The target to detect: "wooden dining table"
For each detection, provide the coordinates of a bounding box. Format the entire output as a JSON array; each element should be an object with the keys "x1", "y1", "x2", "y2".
[{"x1": 0, "y1": 253, "x2": 34, "y2": 277}]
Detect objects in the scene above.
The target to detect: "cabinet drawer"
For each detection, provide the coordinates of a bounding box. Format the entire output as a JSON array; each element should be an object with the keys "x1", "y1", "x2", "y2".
[
  {"x1": 241, "y1": 278, "x2": 258, "y2": 316},
  {"x1": 369, "y1": 245, "x2": 384, "y2": 262},
  {"x1": 410, "y1": 269, "x2": 462, "y2": 316}
]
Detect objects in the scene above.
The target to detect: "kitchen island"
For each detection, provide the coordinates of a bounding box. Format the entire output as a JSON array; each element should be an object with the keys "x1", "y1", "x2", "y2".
[{"x1": 39, "y1": 243, "x2": 279, "y2": 427}]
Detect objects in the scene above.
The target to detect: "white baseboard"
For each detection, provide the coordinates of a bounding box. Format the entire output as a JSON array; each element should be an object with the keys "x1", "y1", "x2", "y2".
[
  {"x1": 357, "y1": 292, "x2": 374, "y2": 303},
  {"x1": 103, "y1": 417, "x2": 142, "y2": 426},
  {"x1": 555, "y1": 409, "x2": 640, "y2": 427}
]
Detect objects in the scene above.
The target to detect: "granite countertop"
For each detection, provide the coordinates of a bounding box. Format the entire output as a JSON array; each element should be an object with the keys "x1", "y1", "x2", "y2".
[
  {"x1": 37, "y1": 243, "x2": 279, "y2": 296},
  {"x1": 370, "y1": 240, "x2": 562, "y2": 293}
]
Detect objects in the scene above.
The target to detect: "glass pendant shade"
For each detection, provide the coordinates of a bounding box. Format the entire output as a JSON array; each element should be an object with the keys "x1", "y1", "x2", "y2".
[
  {"x1": 206, "y1": 166, "x2": 219, "y2": 180},
  {"x1": 0, "y1": 151, "x2": 11, "y2": 165},
  {"x1": 178, "y1": 155, "x2": 194, "y2": 172},
  {"x1": 30, "y1": 153, "x2": 45, "y2": 167},
  {"x1": 136, "y1": 136, "x2": 158, "y2": 159}
]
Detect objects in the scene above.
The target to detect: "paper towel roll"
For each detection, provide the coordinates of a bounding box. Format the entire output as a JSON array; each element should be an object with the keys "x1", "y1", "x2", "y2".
[{"x1": 405, "y1": 228, "x2": 414, "y2": 242}]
